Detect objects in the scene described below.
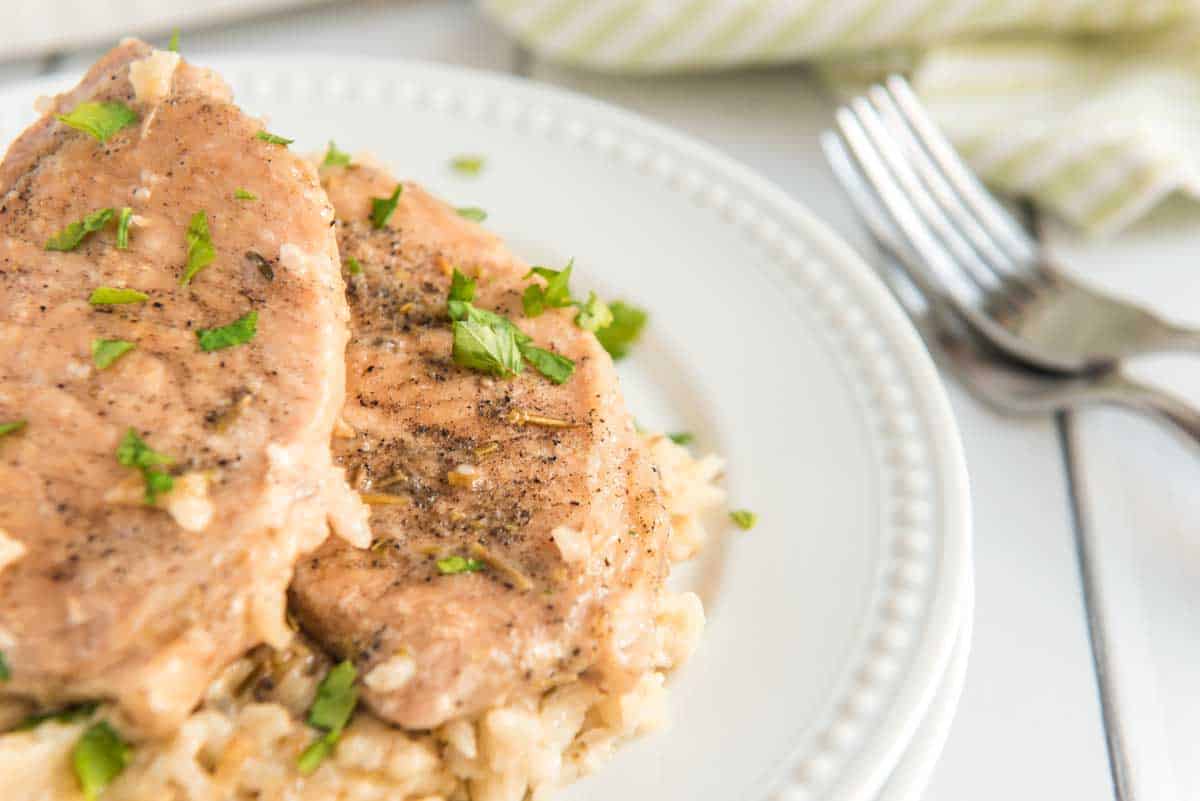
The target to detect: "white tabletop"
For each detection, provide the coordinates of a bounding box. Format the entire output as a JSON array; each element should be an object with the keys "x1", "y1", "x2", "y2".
[{"x1": 9, "y1": 2, "x2": 1196, "y2": 798}]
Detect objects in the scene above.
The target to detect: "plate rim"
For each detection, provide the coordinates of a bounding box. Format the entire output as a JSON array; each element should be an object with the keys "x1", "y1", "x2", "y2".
[{"x1": 0, "y1": 55, "x2": 973, "y2": 801}]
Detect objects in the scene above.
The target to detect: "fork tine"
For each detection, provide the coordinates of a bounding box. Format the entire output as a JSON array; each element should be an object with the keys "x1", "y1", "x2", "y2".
[
  {"x1": 833, "y1": 109, "x2": 992, "y2": 318},
  {"x1": 821, "y1": 132, "x2": 982, "y2": 377},
  {"x1": 840, "y1": 98, "x2": 1017, "y2": 309},
  {"x1": 820, "y1": 131, "x2": 934, "y2": 314},
  {"x1": 884, "y1": 75, "x2": 1038, "y2": 264},
  {"x1": 867, "y1": 83, "x2": 1035, "y2": 287}
]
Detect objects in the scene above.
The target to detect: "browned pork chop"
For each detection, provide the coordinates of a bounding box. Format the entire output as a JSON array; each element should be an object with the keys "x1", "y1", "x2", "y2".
[
  {"x1": 0, "y1": 40, "x2": 366, "y2": 736},
  {"x1": 289, "y1": 165, "x2": 671, "y2": 729}
]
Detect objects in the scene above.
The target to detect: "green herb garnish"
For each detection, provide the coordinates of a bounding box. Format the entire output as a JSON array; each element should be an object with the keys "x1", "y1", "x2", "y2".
[
  {"x1": 308, "y1": 661, "x2": 358, "y2": 732},
  {"x1": 233, "y1": 188, "x2": 256, "y2": 201},
  {"x1": 297, "y1": 735, "x2": 337, "y2": 775},
  {"x1": 114, "y1": 207, "x2": 132, "y2": 249},
  {"x1": 519, "y1": 345, "x2": 575, "y2": 385},
  {"x1": 447, "y1": 272, "x2": 575, "y2": 383},
  {"x1": 520, "y1": 262, "x2": 613, "y2": 335},
  {"x1": 0, "y1": 650, "x2": 9, "y2": 681},
  {"x1": 322, "y1": 141, "x2": 352, "y2": 168},
  {"x1": 437, "y1": 555, "x2": 486, "y2": 575},
  {"x1": 298, "y1": 661, "x2": 358, "y2": 775},
  {"x1": 729, "y1": 509, "x2": 758, "y2": 530},
  {"x1": 447, "y1": 267, "x2": 476, "y2": 319},
  {"x1": 17, "y1": 702, "x2": 99, "y2": 731},
  {"x1": 453, "y1": 318, "x2": 524, "y2": 378},
  {"x1": 449, "y1": 268, "x2": 477, "y2": 301},
  {"x1": 45, "y1": 208, "x2": 113, "y2": 252},
  {"x1": 255, "y1": 130, "x2": 293, "y2": 146},
  {"x1": 345, "y1": 257, "x2": 362, "y2": 275},
  {"x1": 92, "y1": 339, "x2": 135, "y2": 370},
  {"x1": 370, "y1": 183, "x2": 403, "y2": 229},
  {"x1": 574, "y1": 291, "x2": 612, "y2": 332},
  {"x1": 180, "y1": 210, "x2": 215, "y2": 286},
  {"x1": 522, "y1": 262, "x2": 575, "y2": 317},
  {"x1": 0, "y1": 420, "x2": 26, "y2": 438},
  {"x1": 167, "y1": 29, "x2": 180, "y2": 52},
  {"x1": 89, "y1": 287, "x2": 148, "y2": 305},
  {"x1": 668, "y1": 432, "x2": 694, "y2": 446},
  {"x1": 594, "y1": 300, "x2": 647, "y2": 360},
  {"x1": 72, "y1": 721, "x2": 130, "y2": 801},
  {"x1": 196, "y1": 310, "x2": 258, "y2": 352},
  {"x1": 56, "y1": 101, "x2": 138, "y2": 144},
  {"x1": 456, "y1": 206, "x2": 487, "y2": 222},
  {"x1": 116, "y1": 428, "x2": 174, "y2": 504},
  {"x1": 450, "y1": 155, "x2": 485, "y2": 176}
]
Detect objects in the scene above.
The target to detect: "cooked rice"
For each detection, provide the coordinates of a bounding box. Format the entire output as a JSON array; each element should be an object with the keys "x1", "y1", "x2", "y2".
[{"x1": 0, "y1": 433, "x2": 723, "y2": 801}]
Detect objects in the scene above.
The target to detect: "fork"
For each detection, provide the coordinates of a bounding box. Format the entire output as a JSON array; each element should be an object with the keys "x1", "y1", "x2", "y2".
[
  {"x1": 822, "y1": 131, "x2": 1200, "y2": 446},
  {"x1": 827, "y1": 74, "x2": 1200, "y2": 375}
]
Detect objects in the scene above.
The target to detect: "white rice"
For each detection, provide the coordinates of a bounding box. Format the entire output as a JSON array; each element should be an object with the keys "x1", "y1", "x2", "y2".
[{"x1": 0, "y1": 433, "x2": 724, "y2": 801}]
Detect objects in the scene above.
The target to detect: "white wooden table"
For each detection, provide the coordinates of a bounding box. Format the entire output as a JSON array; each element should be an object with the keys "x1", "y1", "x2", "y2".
[{"x1": 7, "y1": 2, "x2": 1198, "y2": 798}]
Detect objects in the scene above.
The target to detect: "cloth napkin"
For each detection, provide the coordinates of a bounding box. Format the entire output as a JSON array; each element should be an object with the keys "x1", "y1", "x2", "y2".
[{"x1": 481, "y1": 0, "x2": 1200, "y2": 235}]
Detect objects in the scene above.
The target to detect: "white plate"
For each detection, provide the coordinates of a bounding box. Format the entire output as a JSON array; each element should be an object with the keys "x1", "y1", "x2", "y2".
[
  {"x1": 876, "y1": 572, "x2": 973, "y2": 801},
  {"x1": 0, "y1": 57, "x2": 972, "y2": 801}
]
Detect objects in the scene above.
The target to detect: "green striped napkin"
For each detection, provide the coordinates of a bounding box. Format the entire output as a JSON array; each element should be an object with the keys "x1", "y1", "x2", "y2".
[{"x1": 482, "y1": 0, "x2": 1200, "y2": 234}]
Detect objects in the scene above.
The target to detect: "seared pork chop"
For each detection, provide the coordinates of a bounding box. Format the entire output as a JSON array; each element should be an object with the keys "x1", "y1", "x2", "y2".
[
  {"x1": 0, "y1": 40, "x2": 365, "y2": 736},
  {"x1": 290, "y1": 165, "x2": 670, "y2": 729}
]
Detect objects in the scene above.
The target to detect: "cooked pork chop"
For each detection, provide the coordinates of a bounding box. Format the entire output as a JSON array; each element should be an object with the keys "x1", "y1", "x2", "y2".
[
  {"x1": 0, "y1": 40, "x2": 366, "y2": 736},
  {"x1": 290, "y1": 165, "x2": 671, "y2": 729}
]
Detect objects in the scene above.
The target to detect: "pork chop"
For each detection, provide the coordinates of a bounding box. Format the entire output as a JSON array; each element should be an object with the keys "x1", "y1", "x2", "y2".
[
  {"x1": 0, "y1": 40, "x2": 366, "y2": 737},
  {"x1": 289, "y1": 164, "x2": 670, "y2": 729}
]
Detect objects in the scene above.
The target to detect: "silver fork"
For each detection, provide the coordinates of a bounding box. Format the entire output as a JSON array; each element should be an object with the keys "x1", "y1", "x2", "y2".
[
  {"x1": 822, "y1": 131, "x2": 1200, "y2": 446},
  {"x1": 828, "y1": 74, "x2": 1200, "y2": 375}
]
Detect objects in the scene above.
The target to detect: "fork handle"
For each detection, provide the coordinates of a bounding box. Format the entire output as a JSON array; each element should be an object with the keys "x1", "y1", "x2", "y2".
[{"x1": 1102, "y1": 373, "x2": 1200, "y2": 447}]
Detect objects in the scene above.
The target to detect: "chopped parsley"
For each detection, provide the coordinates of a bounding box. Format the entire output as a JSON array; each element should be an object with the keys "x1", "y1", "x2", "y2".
[
  {"x1": 56, "y1": 101, "x2": 138, "y2": 144},
  {"x1": 574, "y1": 292, "x2": 612, "y2": 332},
  {"x1": 196, "y1": 310, "x2": 258, "y2": 352},
  {"x1": 89, "y1": 287, "x2": 148, "y2": 305},
  {"x1": 114, "y1": 207, "x2": 132, "y2": 249},
  {"x1": 447, "y1": 270, "x2": 575, "y2": 383},
  {"x1": 298, "y1": 661, "x2": 358, "y2": 775},
  {"x1": 729, "y1": 509, "x2": 758, "y2": 530},
  {"x1": 0, "y1": 650, "x2": 8, "y2": 681},
  {"x1": 322, "y1": 140, "x2": 352, "y2": 168},
  {"x1": 345, "y1": 257, "x2": 362, "y2": 275},
  {"x1": 520, "y1": 262, "x2": 615, "y2": 336},
  {"x1": 456, "y1": 206, "x2": 487, "y2": 222},
  {"x1": 115, "y1": 428, "x2": 174, "y2": 504},
  {"x1": 91, "y1": 339, "x2": 135, "y2": 370},
  {"x1": 453, "y1": 317, "x2": 525, "y2": 378},
  {"x1": 594, "y1": 301, "x2": 647, "y2": 360},
  {"x1": 180, "y1": 211, "x2": 215, "y2": 286},
  {"x1": 255, "y1": 130, "x2": 293, "y2": 146},
  {"x1": 437, "y1": 555, "x2": 486, "y2": 575},
  {"x1": 369, "y1": 183, "x2": 403, "y2": 229},
  {"x1": 45, "y1": 207, "x2": 114, "y2": 252},
  {"x1": 519, "y1": 345, "x2": 575, "y2": 384},
  {"x1": 522, "y1": 262, "x2": 575, "y2": 317},
  {"x1": 233, "y1": 188, "x2": 257, "y2": 201},
  {"x1": 668, "y1": 432, "x2": 694, "y2": 445},
  {"x1": 167, "y1": 29, "x2": 180, "y2": 52},
  {"x1": 447, "y1": 267, "x2": 476, "y2": 319},
  {"x1": 0, "y1": 420, "x2": 26, "y2": 437},
  {"x1": 17, "y1": 702, "x2": 98, "y2": 731},
  {"x1": 72, "y1": 721, "x2": 130, "y2": 801},
  {"x1": 450, "y1": 154, "x2": 485, "y2": 176}
]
